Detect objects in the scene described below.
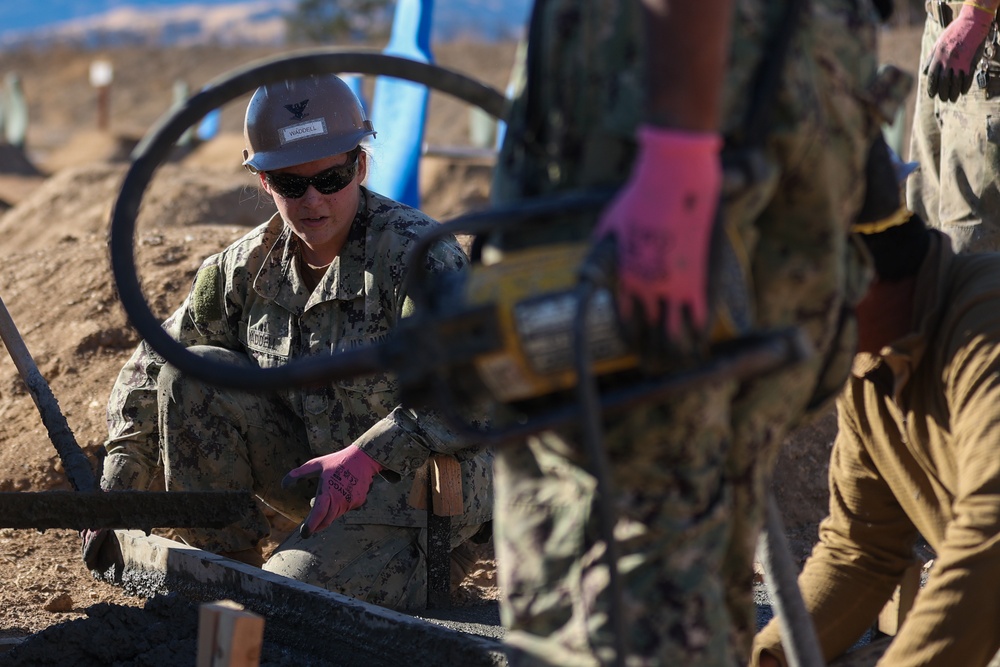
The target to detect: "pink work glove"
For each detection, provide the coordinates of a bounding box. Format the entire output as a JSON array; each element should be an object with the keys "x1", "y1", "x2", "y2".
[
  {"x1": 594, "y1": 125, "x2": 722, "y2": 354},
  {"x1": 924, "y1": 2, "x2": 998, "y2": 102},
  {"x1": 282, "y1": 444, "x2": 383, "y2": 538}
]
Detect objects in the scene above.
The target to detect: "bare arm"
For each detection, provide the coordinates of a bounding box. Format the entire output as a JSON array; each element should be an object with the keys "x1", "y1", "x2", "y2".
[{"x1": 641, "y1": 0, "x2": 734, "y2": 131}]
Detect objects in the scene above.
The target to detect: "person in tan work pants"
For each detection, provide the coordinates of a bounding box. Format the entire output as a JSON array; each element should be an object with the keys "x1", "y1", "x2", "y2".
[
  {"x1": 907, "y1": 0, "x2": 1000, "y2": 251},
  {"x1": 753, "y1": 136, "x2": 1000, "y2": 667}
]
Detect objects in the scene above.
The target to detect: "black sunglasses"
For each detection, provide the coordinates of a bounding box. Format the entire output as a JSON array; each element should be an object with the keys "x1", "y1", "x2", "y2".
[{"x1": 264, "y1": 155, "x2": 359, "y2": 199}]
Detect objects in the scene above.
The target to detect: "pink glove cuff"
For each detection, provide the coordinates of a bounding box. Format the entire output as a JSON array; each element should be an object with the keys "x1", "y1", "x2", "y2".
[
  {"x1": 631, "y1": 125, "x2": 723, "y2": 202},
  {"x1": 959, "y1": 1, "x2": 1000, "y2": 22},
  {"x1": 355, "y1": 447, "x2": 384, "y2": 475},
  {"x1": 635, "y1": 125, "x2": 723, "y2": 161}
]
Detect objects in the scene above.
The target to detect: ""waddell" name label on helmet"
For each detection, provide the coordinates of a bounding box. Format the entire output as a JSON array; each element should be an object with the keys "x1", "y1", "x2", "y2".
[{"x1": 278, "y1": 118, "x2": 328, "y2": 145}]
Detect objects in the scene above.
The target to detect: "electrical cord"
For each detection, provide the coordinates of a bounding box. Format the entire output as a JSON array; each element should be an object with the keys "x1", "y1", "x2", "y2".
[{"x1": 573, "y1": 267, "x2": 628, "y2": 667}]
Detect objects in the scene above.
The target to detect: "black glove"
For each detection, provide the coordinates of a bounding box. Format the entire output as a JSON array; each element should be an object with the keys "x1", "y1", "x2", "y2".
[
  {"x1": 81, "y1": 528, "x2": 123, "y2": 572},
  {"x1": 923, "y1": 3, "x2": 993, "y2": 103}
]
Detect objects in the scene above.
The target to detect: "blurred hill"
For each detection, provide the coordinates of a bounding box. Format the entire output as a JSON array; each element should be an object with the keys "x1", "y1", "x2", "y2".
[
  {"x1": 0, "y1": 40, "x2": 516, "y2": 212},
  {"x1": 0, "y1": 0, "x2": 530, "y2": 50}
]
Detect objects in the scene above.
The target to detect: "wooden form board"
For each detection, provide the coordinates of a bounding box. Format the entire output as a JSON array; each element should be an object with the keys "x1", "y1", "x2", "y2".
[{"x1": 197, "y1": 599, "x2": 265, "y2": 667}]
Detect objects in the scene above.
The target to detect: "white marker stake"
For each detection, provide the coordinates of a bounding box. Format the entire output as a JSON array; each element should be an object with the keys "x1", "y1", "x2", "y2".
[{"x1": 89, "y1": 60, "x2": 114, "y2": 131}]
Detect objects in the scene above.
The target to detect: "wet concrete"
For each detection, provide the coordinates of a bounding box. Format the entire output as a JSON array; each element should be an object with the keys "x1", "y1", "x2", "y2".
[
  {"x1": 0, "y1": 593, "x2": 339, "y2": 666},
  {"x1": 6, "y1": 530, "x2": 915, "y2": 666},
  {"x1": 44, "y1": 530, "x2": 509, "y2": 667}
]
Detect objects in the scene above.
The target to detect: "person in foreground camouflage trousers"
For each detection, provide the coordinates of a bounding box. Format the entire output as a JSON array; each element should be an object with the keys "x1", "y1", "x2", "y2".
[
  {"x1": 488, "y1": 0, "x2": 896, "y2": 664},
  {"x1": 87, "y1": 74, "x2": 492, "y2": 610},
  {"x1": 753, "y1": 136, "x2": 1000, "y2": 667},
  {"x1": 907, "y1": 0, "x2": 1000, "y2": 252}
]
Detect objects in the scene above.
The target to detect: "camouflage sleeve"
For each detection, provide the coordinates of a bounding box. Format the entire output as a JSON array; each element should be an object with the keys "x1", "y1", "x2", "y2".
[
  {"x1": 102, "y1": 337, "x2": 165, "y2": 492},
  {"x1": 397, "y1": 233, "x2": 468, "y2": 319},
  {"x1": 353, "y1": 404, "x2": 485, "y2": 479},
  {"x1": 102, "y1": 253, "x2": 241, "y2": 491},
  {"x1": 355, "y1": 233, "x2": 484, "y2": 476}
]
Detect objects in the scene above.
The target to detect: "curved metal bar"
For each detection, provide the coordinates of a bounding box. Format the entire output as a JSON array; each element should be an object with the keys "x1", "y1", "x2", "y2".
[{"x1": 109, "y1": 50, "x2": 508, "y2": 391}]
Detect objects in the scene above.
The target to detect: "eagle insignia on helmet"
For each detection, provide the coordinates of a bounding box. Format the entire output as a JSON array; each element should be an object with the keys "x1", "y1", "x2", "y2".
[{"x1": 284, "y1": 99, "x2": 310, "y2": 120}]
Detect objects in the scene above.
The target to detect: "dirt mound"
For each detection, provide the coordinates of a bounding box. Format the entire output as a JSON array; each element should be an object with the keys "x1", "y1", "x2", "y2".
[
  {"x1": 41, "y1": 130, "x2": 141, "y2": 173},
  {"x1": 0, "y1": 162, "x2": 269, "y2": 254},
  {"x1": 180, "y1": 133, "x2": 248, "y2": 172},
  {"x1": 418, "y1": 154, "x2": 494, "y2": 222},
  {"x1": 0, "y1": 174, "x2": 44, "y2": 212},
  {"x1": 0, "y1": 225, "x2": 246, "y2": 492}
]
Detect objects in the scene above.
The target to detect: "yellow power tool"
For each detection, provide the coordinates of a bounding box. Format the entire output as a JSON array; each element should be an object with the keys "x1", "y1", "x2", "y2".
[{"x1": 391, "y1": 191, "x2": 807, "y2": 441}]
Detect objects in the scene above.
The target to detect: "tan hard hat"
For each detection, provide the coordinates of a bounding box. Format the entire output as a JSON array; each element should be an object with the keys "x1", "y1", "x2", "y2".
[{"x1": 242, "y1": 74, "x2": 375, "y2": 173}]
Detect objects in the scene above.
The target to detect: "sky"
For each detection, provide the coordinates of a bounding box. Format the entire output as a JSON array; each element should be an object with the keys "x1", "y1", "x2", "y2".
[{"x1": 0, "y1": 1, "x2": 258, "y2": 33}]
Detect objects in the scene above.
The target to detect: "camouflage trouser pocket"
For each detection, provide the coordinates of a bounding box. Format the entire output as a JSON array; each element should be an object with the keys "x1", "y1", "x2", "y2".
[
  {"x1": 940, "y1": 103, "x2": 993, "y2": 221},
  {"x1": 934, "y1": 102, "x2": 1000, "y2": 251},
  {"x1": 981, "y1": 114, "x2": 1000, "y2": 214}
]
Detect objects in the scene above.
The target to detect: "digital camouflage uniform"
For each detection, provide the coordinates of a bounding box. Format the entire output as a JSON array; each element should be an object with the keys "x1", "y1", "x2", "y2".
[
  {"x1": 490, "y1": 1, "x2": 890, "y2": 665},
  {"x1": 102, "y1": 188, "x2": 492, "y2": 610},
  {"x1": 906, "y1": 1, "x2": 1000, "y2": 252}
]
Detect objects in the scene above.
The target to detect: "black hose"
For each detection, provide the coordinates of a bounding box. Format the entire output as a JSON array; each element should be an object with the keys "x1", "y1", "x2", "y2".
[
  {"x1": 572, "y1": 278, "x2": 629, "y2": 667},
  {"x1": 109, "y1": 50, "x2": 508, "y2": 391},
  {"x1": 402, "y1": 189, "x2": 616, "y2": 311},
  {"x1": 760, "y1": 492, "x2": 825, "y2": 667},
  {"x1": 422, "y1": 327, "x2": 810, "y2": 446}
]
